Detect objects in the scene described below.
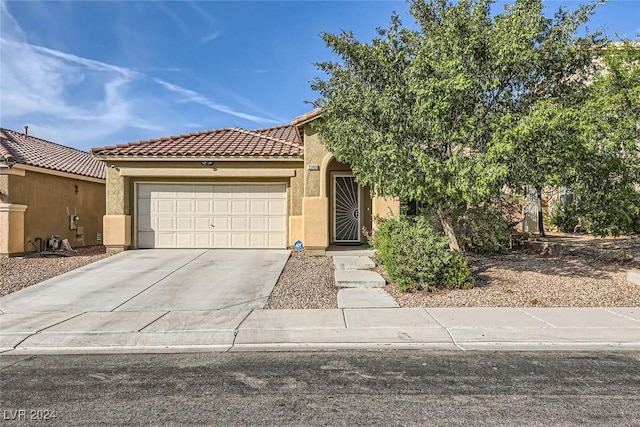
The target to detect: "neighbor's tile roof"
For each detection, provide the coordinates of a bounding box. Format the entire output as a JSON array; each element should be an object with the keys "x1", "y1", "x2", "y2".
[
  {"x1": 0, "y1": 128, "x2": 105, "y2": 180},
  {"x1": 91, "y1": 124, "x2": 303, "y2": 157}
]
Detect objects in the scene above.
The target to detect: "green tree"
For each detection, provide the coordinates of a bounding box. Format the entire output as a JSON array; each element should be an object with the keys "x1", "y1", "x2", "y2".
[
  {"x1": 312, "y1": 0, "x2": 604, "y2": 250},
  {"x1": 569, "y1": 42, "x2": 640, "y2": 236}
]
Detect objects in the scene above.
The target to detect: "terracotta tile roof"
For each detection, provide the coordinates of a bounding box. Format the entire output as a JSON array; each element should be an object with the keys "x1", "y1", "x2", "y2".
[
  {"x1": 291, "y1": 109, "x2": 323, "y2": 126},
  {"x1": 0, "y1": 128, "x2": 105, "y2": 180},
  {"x1": 91, "y1": 124, "x2": 303, "y2": 158}
]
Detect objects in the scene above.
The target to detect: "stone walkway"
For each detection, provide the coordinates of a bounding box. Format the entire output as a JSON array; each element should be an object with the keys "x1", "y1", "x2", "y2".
[{"x1": 327, "y1": 247, "x2": 398, "y2": 309}]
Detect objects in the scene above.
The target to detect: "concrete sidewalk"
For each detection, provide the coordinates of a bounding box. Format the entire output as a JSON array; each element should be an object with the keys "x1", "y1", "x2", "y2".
[{"x1": 1, "y1": 307, "x2": 639, "y2": 354}]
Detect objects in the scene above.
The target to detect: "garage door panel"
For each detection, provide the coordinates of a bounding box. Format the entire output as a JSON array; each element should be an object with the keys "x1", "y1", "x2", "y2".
[
  {"x1": 269, "y1": 234, "x2": 286, "y2": 247},
  {"x1": 231, "y1": 217, "x2": 247, "y2": 230},
  {"x1": 231, "y1": 200, "x2": 248, "y2": 213},
  {"x1": 212, "y1": 217, "x2": 230, "y2": 231},
  {"x1": 250, "y1": 234, "x2": 267, "y2": 247},
  {"x1": 137, "y1": 183, "x2": 286, "y2": 249},
  {"x1": 176, "y1": 217, "x2": 192, "y2": 230},
  {"x1": 157, "y1": 233, "x2": 176, "y2": 247},
  {"x1": 213, "y1": 234, "x2": 230, "y2": 247},
  {"x1": 268, "y1": 200, "x2": 286, "y2": 214},
  {"x1": 250, "y1": 217, "x2": 266, "y2": 230},
  {"x1": 195, "y1": 200, "x2": 212, "y2": 214},
  {"x1": 176, "y1": 233, "x2": 193, "y2": 247},
  {"x1": 250, "y1": 200, "x2": 267, "y2": 213},
  {"x1": 194, "y1": 217, "x2": 211, "y2": 230},
  {"x1": 231, "y1": 234, "x2": 248, "y2": 247},
  {"x1": 157, "y1": 217, "x2": 175, "y2": 231},
  {"x1": 157, "y1": 200, "x2": 175, "y2": 213},
  {"x1": 268, "y1": 217, "x2": 286, "y2": 231},
  {"x1": 194, "y1": 233, "x2": 212, "y2": 247},
  {"x1": 213, "y1": 200, "x2": 229, "y2": 214},
  {"x1": 176, "y1": 200, "x2": 193, "y2": 213}
]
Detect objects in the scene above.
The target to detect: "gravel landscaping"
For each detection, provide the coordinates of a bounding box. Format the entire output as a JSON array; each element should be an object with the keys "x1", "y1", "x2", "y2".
[
  {"x1": 266, "y1": 234, "x2": 640, "y2": 309},
  {"x1": 381, "y1": 252, "x2": 640, "y2": 308},
  {"x1": 265, "y1": 253, "x2": 337, "y2": 309},
  {"x1": 0, "y1": 246, "x2": 110, "y2": 297}
]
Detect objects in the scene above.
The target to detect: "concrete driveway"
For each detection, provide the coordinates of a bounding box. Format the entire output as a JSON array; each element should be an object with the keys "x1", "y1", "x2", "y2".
[{"x1": 0, "y1": 250, "x2": 290, "y2": 313}]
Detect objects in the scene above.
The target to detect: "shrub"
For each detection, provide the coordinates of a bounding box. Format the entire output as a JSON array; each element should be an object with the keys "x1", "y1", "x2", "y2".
[
  {"x1": 370, "y1": 216, "x2": 474, "y2": 292},
  {"x1": 547, "y1": 202, "x2": 579, "y2": 233},
  {"x1": 453, "y1": 205, "x2": 511, "y2": 253}
]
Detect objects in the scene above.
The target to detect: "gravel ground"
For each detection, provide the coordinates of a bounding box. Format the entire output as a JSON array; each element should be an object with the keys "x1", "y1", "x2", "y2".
[
  {"x1": 381, "y1": 237, "x2": 640, "y2": 308},
  {"x1": 266, "y1": 234, "x2": 640, "y2": 309},
  {"x1": 265, "y1": 253, "x2": 337, "y2": 309},
  {"x1": 0, "y1": 246, "x2": 110, "y2": 297}
]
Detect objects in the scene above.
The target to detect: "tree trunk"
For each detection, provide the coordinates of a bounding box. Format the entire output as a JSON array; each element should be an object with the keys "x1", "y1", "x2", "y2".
[
  {"x1": 438, "y1": 207, "x2": 461, "y2": 252},
  {"x1": 536, "y1": 186, "x2": 546, "y2": 237}
]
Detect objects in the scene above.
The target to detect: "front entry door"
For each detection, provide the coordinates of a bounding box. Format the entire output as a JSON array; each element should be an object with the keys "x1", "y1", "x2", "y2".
[{"x1": 333, "y1": 175, "x2": 361, "y2": 243}]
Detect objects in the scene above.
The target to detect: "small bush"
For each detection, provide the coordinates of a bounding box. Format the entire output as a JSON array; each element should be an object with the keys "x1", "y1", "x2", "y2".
[
  {"x1": 453, "y1": 205, "x2": 511, "y2": 253},
  {"x1": 547, "y1": 203, "x2": 579, "y2": 233},
  {"x1": 370, "y1": 216, "x2": 474, "y2": 292}
]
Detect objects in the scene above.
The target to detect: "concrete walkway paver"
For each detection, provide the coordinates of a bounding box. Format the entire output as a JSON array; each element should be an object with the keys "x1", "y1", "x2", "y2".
[
  {"x1": 337, "y1": 289, "x2": 399, "y2": 308},
  {"x1": 334, "y1": 270, "x2": 386, "y2": 288},
  {"x1": 1, "y1": 307, "x2": 638, "y2": 354},
  {"x1": 333, "y1": 256, "x2": 376, "y2": 270}
]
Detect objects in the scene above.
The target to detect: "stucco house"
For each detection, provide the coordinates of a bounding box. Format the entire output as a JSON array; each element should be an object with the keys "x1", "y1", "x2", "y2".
[
  {"x1": 91, "y1": 110, "x2": 398, "y2": 254},
  {"x1": 0, "y1": 127, "x2": 106, "y2": 256}
]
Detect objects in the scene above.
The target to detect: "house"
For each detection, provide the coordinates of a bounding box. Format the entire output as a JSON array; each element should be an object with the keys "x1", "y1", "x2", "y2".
[
  {"x1": 91, "y1": 110, "x2": 398, "y2": 254},
  {"x1": 0, "y1": 127, "x2": 106, "y2": 256}
]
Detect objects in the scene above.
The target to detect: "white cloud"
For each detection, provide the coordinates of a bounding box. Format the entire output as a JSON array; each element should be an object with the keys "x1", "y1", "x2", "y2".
[
  {"x1": 153, "y1": 79, "x2": 278, "y2": 124},
  {"x1": 200, "y1": 32, "x2": 220, "y2": 44},
  {"x1": 0, "y1": 0, "x2": 278, "y2": 150}
]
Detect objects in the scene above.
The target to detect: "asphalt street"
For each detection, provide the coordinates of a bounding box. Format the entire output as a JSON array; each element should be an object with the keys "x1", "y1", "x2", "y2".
[{"x1": 1, "y1": 350, "x2": 639, "y2": 426}]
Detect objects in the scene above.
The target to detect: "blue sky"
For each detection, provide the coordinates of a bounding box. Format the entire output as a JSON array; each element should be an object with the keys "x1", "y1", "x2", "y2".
[{"x1": 1, "y1": 0, "x2": 638, "y2": 152}]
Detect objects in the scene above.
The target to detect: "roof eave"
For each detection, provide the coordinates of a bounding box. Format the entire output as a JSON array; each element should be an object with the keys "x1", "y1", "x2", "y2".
[{"x1": 92, "y1": 154, "x2": 304, "y2": 162}]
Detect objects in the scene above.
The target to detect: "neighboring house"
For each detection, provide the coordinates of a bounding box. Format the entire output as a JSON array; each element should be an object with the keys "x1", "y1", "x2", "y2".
[
  {"x1": 91, "y1": 110, "x2": 398, "y2": 254},
  {"x1": 0, "y1": 128, "x2": 106, "y2": 256}
]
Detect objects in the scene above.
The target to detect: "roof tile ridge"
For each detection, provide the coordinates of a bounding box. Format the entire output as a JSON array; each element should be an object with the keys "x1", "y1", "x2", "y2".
[
  {"x1": 251, "y1": 124, "x2": 292, "y2": 132},
  {"x1": 1, "y1": 127, "x2": 93, "y2": 156},
  {"x1": 237, "y1": 127, "x2": 302, "y2": 150},
  {"x1": 92, "y1": 127, "x2": 237, "y2": 154}
]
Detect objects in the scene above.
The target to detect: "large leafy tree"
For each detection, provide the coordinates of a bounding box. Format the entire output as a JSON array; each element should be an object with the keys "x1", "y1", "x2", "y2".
[
  {"x1": 312, "y1": 0, "x2": 604, "y2": 250},
  {"x1": 569, "y1": 42, "x2": 640, "y2": 236}
]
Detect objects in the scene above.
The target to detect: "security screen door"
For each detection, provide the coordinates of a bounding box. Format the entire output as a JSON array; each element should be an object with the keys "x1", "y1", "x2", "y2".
[{"x1": 333, "y1": 175, "x2": 361, "y2": 243}]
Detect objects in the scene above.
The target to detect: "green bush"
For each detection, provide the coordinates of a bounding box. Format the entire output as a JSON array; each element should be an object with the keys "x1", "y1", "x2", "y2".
[
  {"x1": 370, "y1": 216, "x2": 474, "y2": 292},
  {"x1": 453, "y1": 205, "x2": 511, "y2": 253},
  {"x1": 547, "y1": 202, "x2": 579, "y2": 233}
]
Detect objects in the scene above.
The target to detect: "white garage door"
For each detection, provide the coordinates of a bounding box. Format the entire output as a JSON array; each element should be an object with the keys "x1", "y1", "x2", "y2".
[{"x1": 136, "y1": 183, "x2": 287, "y2": 249}]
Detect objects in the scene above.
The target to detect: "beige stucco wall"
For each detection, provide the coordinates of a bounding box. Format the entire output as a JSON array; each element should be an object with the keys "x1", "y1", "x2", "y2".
[
  {"x1": 7, "y1": 170, "x2": 105, "y2": 253},
  {"x1": 303, "y1": 126, "x2": 330, "y2": 198},
  {"x1": 102, "y1": 159, "x2": 304, "y2": 250}
]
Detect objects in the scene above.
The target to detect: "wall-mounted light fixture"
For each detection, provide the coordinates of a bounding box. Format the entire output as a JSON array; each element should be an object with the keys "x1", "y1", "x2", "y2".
[{"x1": 200, "y1": 161, "x2": 214, "y2": 166}]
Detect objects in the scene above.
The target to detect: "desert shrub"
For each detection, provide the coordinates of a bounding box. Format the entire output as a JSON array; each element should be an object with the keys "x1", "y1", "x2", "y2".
[
  {"x1": 547, "y1": 202, "x2": 579, "y2": 233},
  {"x1": 453, "y1": 205, "x2": 511, "y2": 253},
  {"x1": 370, "y1": 216, "x2": 474, "y2": 292}
]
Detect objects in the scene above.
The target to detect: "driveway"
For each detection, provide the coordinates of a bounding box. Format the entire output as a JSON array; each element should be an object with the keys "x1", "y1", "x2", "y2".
[{"x1": 0, "y1": 250, "x2": 290, "y2": 313}]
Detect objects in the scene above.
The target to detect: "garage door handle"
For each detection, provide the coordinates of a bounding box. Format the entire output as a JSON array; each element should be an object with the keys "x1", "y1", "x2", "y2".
[{"x1": 211, "y1": 225, "x2": 215, "y2": 228}]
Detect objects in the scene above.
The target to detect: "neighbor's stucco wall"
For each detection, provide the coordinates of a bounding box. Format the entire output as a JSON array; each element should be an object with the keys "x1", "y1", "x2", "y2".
[
  {"x1": 0, "y1": 204, "x2": 26, "y2": 256},
  {"x1": 8, "y1": 170, "x2": 105, "y2": 252},
  {"x1": 0, "y1": 175, "x2": 9, "y2": 203}
]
